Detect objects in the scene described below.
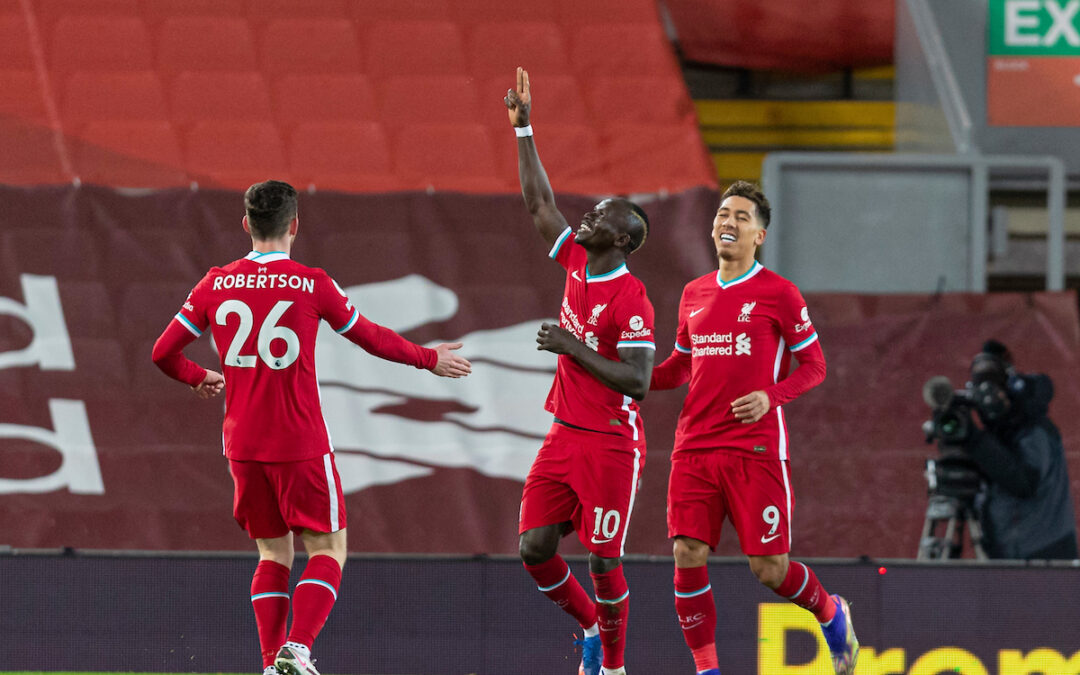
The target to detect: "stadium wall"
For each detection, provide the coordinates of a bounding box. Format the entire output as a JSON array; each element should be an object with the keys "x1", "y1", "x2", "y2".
[
  {"x1": 0, "y1": 185, "x2": 1078, "y2": 559},
  {"x1": 3, "y1": 551, "x2": 1078, "y2": 674}
]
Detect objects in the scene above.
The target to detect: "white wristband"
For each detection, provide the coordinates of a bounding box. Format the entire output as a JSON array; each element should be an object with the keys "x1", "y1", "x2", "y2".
[{"x1": 515, "y1": 125, "x2": 533, "y2": 138}]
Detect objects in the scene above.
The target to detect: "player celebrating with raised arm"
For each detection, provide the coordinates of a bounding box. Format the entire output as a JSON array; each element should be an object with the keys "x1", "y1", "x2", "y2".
[
  {"x1": 151, "y1": 180, "x2": 471, "y2": 675},
  {"x1": 505, "y1": 67, "x2": 655, "y2": 675},
  {"x1": 650, "y1": 181, "x2": 858, "y2": 675}
]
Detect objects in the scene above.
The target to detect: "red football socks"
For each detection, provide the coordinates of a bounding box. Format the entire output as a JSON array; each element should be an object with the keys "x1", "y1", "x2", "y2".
[
  {"x1": 674, "y1": 564, "x2": 718, "y2": 668},
  {"x1": 591, "y1": 566, "x2": 630, "y2": 670},
  {"x1": 773, "y1": 560, "x2": 836, "y2": 623},
  {"x1": 524, "y1": 555, "x2": 598, "y2": 630},
  {"x1": 250, "y1": 560, "x2": 291, "y2": 668},
  {"x1": 286, "y1": 555, "x2": 342, "y2": 649}
]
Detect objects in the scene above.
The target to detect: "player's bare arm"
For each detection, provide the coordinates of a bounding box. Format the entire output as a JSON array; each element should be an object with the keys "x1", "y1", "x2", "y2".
[
  {"x1": 536, "y1": 323, "x2": 654, "y2": 400},
  {"x1": 505, "y1": 67, "x2": 568, "y2": 248},
  {"x1": 431, "y1": 342, "x2": 472, "y2": 378},
  {"x1": 731, "y1": 390, "x2": 770, "y2": 423},
  {"x1": 192, "y1": 369, "x2": 225, "y2": 399}
]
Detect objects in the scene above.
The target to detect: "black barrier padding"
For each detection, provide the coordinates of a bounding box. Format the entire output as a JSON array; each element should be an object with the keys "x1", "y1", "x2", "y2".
[{"x1": 3, "y1": 554, "x2": 1079, "y2": 673}]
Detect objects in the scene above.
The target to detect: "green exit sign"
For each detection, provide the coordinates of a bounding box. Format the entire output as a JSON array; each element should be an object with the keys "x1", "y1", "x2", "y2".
[{"x1": 990, "y1": 0, "x2": 1080, "y2": 55}]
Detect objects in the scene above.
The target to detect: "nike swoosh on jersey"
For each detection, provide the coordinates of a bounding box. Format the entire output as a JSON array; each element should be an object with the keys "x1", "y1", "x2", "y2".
[
  {"x1": 689, "y1": 307, "x2": 705, "y2": 317},
  {"x1": 572, "y1": 270, "x2": 582, "y2": 281},
  {"x1": 590, "y1": 536, "x2": 614, "y2": 544},
  {"x1": 760, "y1": 532, "x2": 781, "y2": 544}
]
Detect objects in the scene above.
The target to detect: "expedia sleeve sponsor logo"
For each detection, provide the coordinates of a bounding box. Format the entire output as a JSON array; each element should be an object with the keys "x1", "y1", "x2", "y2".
[
  {"x1": 183, "y1": 301, "x2": 195, "y2": 312},
  {"x1": 793, "y1": 306, "x2": 813, "y2": 332},
  {"x1": 620, "y1": 315, "x2": 653, "y2": 340}
]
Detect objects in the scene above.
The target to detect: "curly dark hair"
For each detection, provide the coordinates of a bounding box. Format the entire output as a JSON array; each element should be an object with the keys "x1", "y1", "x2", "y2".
[{"x1": 721, "y1": 180, "x2": 771, "y2": 228}]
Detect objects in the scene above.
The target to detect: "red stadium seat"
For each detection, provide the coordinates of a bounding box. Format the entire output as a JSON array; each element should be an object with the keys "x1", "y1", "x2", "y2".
[
  {"x1": 258, "y1": 19, "x2": 362, "y2": 74},
  {"x1": 602, "y1": 123, "x2": 716, "y2": 194},
  {"x1": 557, "y1": 0, "x2": 660, "y2": 24},
  {"x1": 518, "y1": 124, "x2": 610, "y2": 196},
  {"x1": 72, "y1": 120, "x2": 187, "y2": 189},
  {"x1": 350, "y1": 0, "x2": 451, "y2": 22},
  {"x1": 378, "y1": 76, "x2": 481, "y2": 127},
  {"x1": 465, "y1": 22, "x2": 569, "y2": 78},
  {"x1": 60, "y1": 70, "x2": 167, "y2": 126},
  {"x1": 49, "y1": 16, "x2": 152, "y2": 74},
  {"x1": 450, "y1": 0, "x2": 556, "y2": 23},
  {"x1": 584, "y1": 75, "x2": 696, "y2": 124},
  {"x1": 288, "y1": 121, "x2": 400, "y2": 193},
  {"x1": 0, "y1": 119, "x2": 68, "y2": 185},
  {"x1": 481, "y1": 73, "x2": 588, "y2": 125},
  {"x1": 393, "y1": 123, "x2": 509, "y2": 193},
  {"x1": 0, "y1": 69, "x2": 48, "y2": 123},
  {"x1": 0, "y1": 14, "x2": 34, "y2": 69},
  {"x1": 363, "y1": 21, "x2": 466, "y2": 76},
  {"x1": 273, "y1": 74, "x2": 377, "y2": 128},
  {"x1": 157, "y1": 17, "x2": 257, "y2": 75},
  {"x1": 169, "y1": 71, "x2": 273, "y2": 126},
  {"x1": 183, "y1": 121, "x2": 288, "y2": 191},
  {"x1": 141, "y1": 0, "x2": 243, "y2": 22},
  {"x1": 33, "y1": 0, "x2": 140, "y2": 29},
  {"x1": 246, "y1": 0, "x2": 350, "y2": 20},
  {"x1": 570, "y1": 24, "x2": 678, "y2": 77}
]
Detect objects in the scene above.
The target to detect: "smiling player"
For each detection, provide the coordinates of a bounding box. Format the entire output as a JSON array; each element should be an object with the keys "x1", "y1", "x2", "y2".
[
  {"x1": 505, "y1": 67, "x2": 655, "y2": 675},
  {"x1": 650, "y1": 181, "x2": 858, "y2": 675}
]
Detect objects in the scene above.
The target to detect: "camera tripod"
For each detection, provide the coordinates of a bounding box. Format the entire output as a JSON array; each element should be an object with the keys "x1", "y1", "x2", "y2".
[{"x1": 917, "y1": 457, "x2": 988, "y2": 560}]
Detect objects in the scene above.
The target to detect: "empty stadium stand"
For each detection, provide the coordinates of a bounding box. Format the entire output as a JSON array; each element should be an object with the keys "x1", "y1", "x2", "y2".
[
  {"x1": 0, "y1": 0, "x2": 716, "y2": 196},
  {"x1": 695, "y1": 99, "x2": 896, "y2": 185}
]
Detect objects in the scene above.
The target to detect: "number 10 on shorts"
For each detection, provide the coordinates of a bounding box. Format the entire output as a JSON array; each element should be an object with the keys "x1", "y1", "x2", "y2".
[{"x1": 592, "y1": 507, "x2": 621, "y2": 543}]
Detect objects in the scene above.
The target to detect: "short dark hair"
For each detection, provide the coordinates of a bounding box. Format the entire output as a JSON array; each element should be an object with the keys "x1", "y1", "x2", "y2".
[
  {"x1": 245, "y1": 180, "x2": 298, "y2": 240},
  {"x1": 625, "y1": 201, "x2": 649, "y2": 254},
  {"x1": 722, "y1": 180, "x2": 771, "y2": 228}
]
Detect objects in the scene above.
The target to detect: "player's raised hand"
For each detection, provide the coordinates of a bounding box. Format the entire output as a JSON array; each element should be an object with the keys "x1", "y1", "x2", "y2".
[
  {"x1": 504, "y1": 66, "x2": 532, "y2": 127},
  {"x1": 432, "y1": 342, "x2": 472, "y2": 378},
  {"x1": 193, "y1": 370, "x2": 225, "y2": 399},
  {"x1": 731, "y1": 390, "x2": 770, "y2": 423}
]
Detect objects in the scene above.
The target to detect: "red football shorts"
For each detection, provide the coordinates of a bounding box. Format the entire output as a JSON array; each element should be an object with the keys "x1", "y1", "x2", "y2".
[
  {"x1": 667, "y1": 451, "x2": 793, "y2": 556},
  {"x1": 519, "y1": 422, "x2": 645, "y2": 558},
  {"x1": 229, "y1": 452, "x2": 346, "y2": 539}
]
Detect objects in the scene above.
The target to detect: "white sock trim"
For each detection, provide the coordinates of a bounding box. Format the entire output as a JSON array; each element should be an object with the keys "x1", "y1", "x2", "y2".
[{"x1": 583, "y1": 622, "x2": 599, "y2": 638}]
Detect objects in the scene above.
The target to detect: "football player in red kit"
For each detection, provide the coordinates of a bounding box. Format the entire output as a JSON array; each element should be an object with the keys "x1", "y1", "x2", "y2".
[
  {"x1": 506, "y1": 68, "x2": 655, "y2": 675},
  {"x1": 151, "y1": 180, "x2": 471, "y2": 675},
  {"x1": 650, "y1": 181, "x2": 858, "y2": 675}
]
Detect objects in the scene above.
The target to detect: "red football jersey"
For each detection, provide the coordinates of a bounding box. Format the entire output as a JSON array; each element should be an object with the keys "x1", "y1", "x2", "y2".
[
  {"x1": 667, "y1": 261, "x2": 825, "y2": 460},
  {"x1": 544, "y1": 229, "x2": 656, "y2": 441},
  {"x1": 170, "y1": 251, "x2": 433, "y2": 462}
]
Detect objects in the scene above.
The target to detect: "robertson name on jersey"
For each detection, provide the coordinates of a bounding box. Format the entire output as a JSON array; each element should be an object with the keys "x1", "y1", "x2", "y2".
[{"x1": 169, "y1": 251, "x2": 434, "y2": 462}]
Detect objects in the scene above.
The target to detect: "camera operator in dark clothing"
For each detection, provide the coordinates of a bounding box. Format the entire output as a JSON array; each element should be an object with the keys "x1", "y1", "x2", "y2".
[{"x1": 964, "y1": 340, "x2": 1078, "y2": 560}]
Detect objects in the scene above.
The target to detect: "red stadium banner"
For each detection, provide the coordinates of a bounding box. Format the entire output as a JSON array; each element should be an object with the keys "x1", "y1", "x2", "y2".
[{"x1": 0, "y1": 185, "x2": 1078, "y2": 558}]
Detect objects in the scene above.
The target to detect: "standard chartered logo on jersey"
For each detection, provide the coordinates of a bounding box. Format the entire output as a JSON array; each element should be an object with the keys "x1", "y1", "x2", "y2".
[
  {"x1": 0, "y1": 275, "x2": 103, "y2": 495},
  {"x1": 316, "y1": 275, "x2": 556, "y2": 494}
]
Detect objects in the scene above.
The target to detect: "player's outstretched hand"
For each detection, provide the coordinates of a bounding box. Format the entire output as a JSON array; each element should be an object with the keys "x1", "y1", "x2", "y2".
[
  {"x1": 432, "y1": 342, "x2": 472, "y2": 378},
  {"x1": 504, "y1": 66, "x2": 531, "y2": 128},
  {"x1": 731, "y1": 390, "x2": 770, "y2": 423},
  {"x1": 536, "y1": 322, "x2": 577, "y2": 355},
  {"x1": 193, "y1": 370, "x2": 225, "y2": 399}
]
